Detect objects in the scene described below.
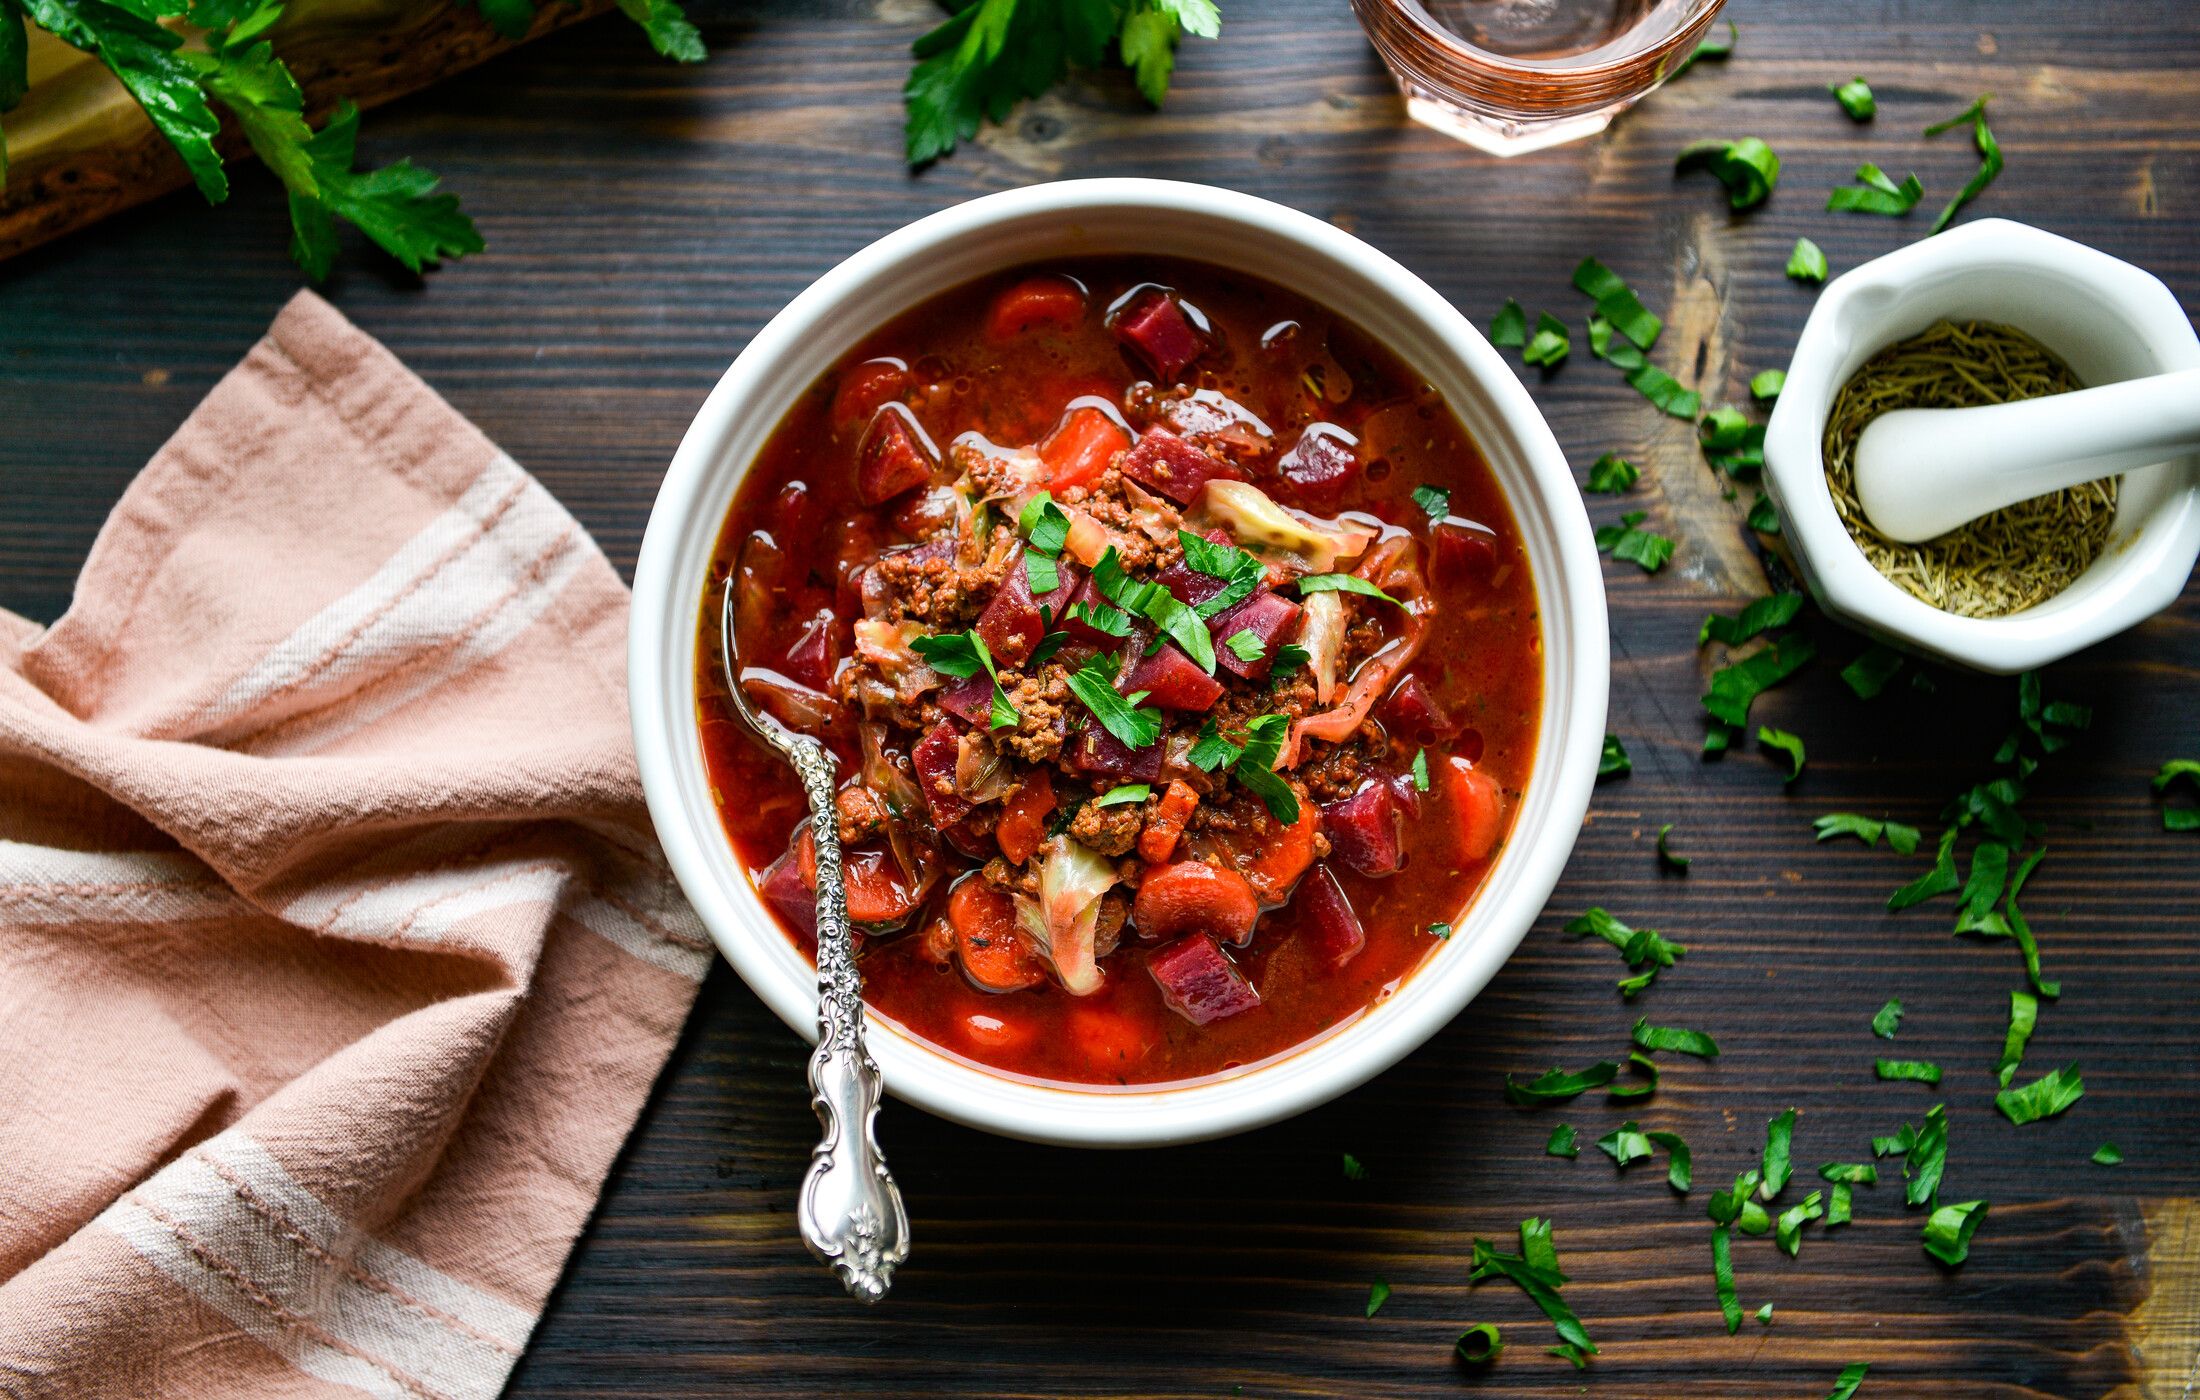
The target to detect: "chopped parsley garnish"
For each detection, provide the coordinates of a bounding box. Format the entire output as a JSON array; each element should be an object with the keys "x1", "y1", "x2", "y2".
[
  {"x1": 1703, "y1": 634, "x2": 1815, "y2": 728},
  {"x1": 1701, "y1": 593, "x2": 1804, "y2": 648},
  {"x1": 1426, "y1": 921, "x2": 1451, "y2": 940},
  {"x1": 1655, "y1": 823, "x2": 1690, "y2": 872},
  {"x1": 1342, "y1": 1152, "x2": 1367, "y2": 1180},
  {"x1": 1676, "y1": 136, "x2": 1781, "y2": 210},
  {"x1": 1585, "y1": 453, "x2": 1640, "y2": 493},
  {"x1": 1750, "y1": 369, "x2": 1786, "y2": 400},
  {"x1": 1223, "y1": 629, "x2": 1265, "y2": 664},
  {"x1": 1709, "y1": 1168, "x2": 1762, "y2": 1225},
  {"x1": 1875, "y1": 1103, "x2": 1948, "y2": 1206},
  {"x1": 1761, "y1": 1108, "x2": 1797, "y2": 1198},
  {"x1": 1588, "y1": 315, "x2": 1702, "y2": 418},
  {"x1": 1871, "y1": 998, "x2": 1903, "y2": 1039},
  {"x1": 1599, "y1": 733, "x2": 1632, "y2": 778},
  {"x1": 1567, "y1": 908, "x2": 1686, "y2": 998},
  {"x1": 1758, "y1": 726, "x2": 1807, "y2": 781},
  {"x1": 1775, "y1": 1190, "x2": 1824, "y2": 1256},
  {"x1": 1411, "y1": 482, "x2": 1452, "y2": 521},
  {"x1": 1842, "y1": 645, "x2": 1905, "y2": 698},
  {"x1": 1787, "y1": 237, "x2": 1830, "y2": 283},
  {"x1": 1573, "y1": 257, "x2": 1663, "y2": 349},
  {"x1": 1995, "y1": 1062, "x2": 2083, "y2": 1125},
  {"x1": 1488, "y1": 299, "x2": 1528, "y2": 348},
  {"x1": 1887, "y1": 826, "x2": 1962, "y2": 911},
  {"x1": 2005, "y1": 847, "x2": 2059, "y2": 998},
  {"x1": 1228, "y1": 712, "x2": 1300, "y2": 825},
  {"x1": 1668, "y1": 18, "x2": 1735, "y2": 80},
  {"x1": 1068, "y1": 600, "x2": 1135, "y2": 638},
  {"x1": 1470, "y1": 1219, "x2": 1597, "y2": 1361},
  {"x1": 1633, "y1": 1017, "x2": 1719, "y2": 1058},
  {"x1": 1504, "y1": 1061, "x2": 1621, "y2": 1105},
  {"x1": 1996, "y1": 988, "x2": 2038, "y2": 1088},
  {"x1": 1826, "y1": 1184, "x2": 1854, "y2": 1226},
  {"x1": 1364, "y1": 1279, "x2": 1391, "y2": 1317},
  {"x1": 911, "y1": 628, "x2": 1018, "y2": 729},
  {"x1": 1828, "y1": 163, "x2": 1925, "y2": 215},
  {"x1": 1597, "y1": 1121, "x2": 1652, "y2": 1167},
  {"x1": 1921, "y1": 1199, "x2": 1987, "y2": 1266},
  {"x1": 1411, "y1": 747, "x2": 1431, "y2": 791},
  {"x1": 1830, "y1": 76, "x2": 1875, "y2": 120},
  {"x1": 1647, "y1": 1129, "x2": 1692, "y2": 1192},
  {"x1": 1185, "y1": 719, "x2": 1239, "y2": 772},
  {"x1": 1546, "y1": 1124, "x2": 1579, "y2": 1158},
  {"x1": 1093, "y1": 783, "x2": 1150, "y2": 808},
  {"x1": 1296, "y1": 573, "x2": 1399, "y2": 605},
  {"x1": 1594, "y1": 512, "x2": 1676, "y2": 572},
  {"x1": 2155, "y1": 759, "x2": 2200, "y2": 830},
  {"x1": 1876, "y1": 1058, "x2": 1942, "y2": 1085},
  {"x1": 1827, "y1": 1362, "x2": 1871, "y2": 1399},
  {"x1": 1710, "y1": 1226, "x2": 1742, "y2": 1334},
  {"x1": 1063, "y1": 653, "x2": 1161, "y2": 750},
  {"x1": 1757, "y1": 1302, "x2": 1774, "y2": 1325},
  {"x1": 1819, "y1": 1162, "x2": 1878, "y2": 1185},
  {"x1": 1609, "y1": 1049, "x2": 1660, "y2": 1099},
  {"x1": 1177, "y1": 529, "x2": 1264, "y2": 618},
  {"x1": 1924, "y1": 94, "x2": 2001, "y2": 234},
  {"x1": 1746, "y1": 492, "x2": 1779, "y2": 533},
  {"x1": 1025, "y1": 550, "x2": 1060, "y2": 596},
  {"x1": 1019, "y1": 491, "x2": 1073, "y2": 556},
  {"x1": 1521, "y1": 312, "x2": 1571, "y2": 367},
  {"x1": 2092, "y1": 1143, "x2": 2123, "y2": 1166},
  {"x1": 1094, "y1": 547, "x2": 1216, "y2": 672},
  {"x1": 1815, "y1": 813, "x2": 1922, "y2": 854},
  {"x1": 1454, "y1": 1323, "x2": 1503, "y2": 1364},
  {"x1": 1269, "y1": 642, "x2": 1311, "y2": 674}
]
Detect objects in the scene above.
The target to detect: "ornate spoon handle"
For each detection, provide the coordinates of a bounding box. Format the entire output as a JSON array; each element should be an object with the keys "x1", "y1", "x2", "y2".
[{"x1": 786, "y1": 736, "x2": 910, "y2": 1303}]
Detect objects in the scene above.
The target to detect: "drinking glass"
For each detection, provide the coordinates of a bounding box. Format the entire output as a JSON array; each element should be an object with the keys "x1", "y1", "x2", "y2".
[{"x1": 1349, "y1": 0, "x2": 1729, "y2": 157}]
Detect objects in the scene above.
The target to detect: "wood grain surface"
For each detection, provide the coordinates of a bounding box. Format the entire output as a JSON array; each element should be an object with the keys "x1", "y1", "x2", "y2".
[{"x1": 2, "y1": 0, "x2": 2197, "y2": 1395}]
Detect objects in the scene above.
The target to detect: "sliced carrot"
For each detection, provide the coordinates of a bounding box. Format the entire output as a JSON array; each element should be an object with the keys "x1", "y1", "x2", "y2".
[
  {"x1": 1444, "y1": 757, "x2": 1508, "y2": 864},
  {"x1": 995, "y1": 767, "x2": 1055, "y2": 865},
  {"x1": 1235, "y1": 803, "x2": 1320, "y2": 903},
  {"x1": 1137, "y1": 779, "x2": 1201, "y2": 864},
  {"x1": 1132, "y1": 861, "x2": 1261, "y2": 946},
  {"x1": 795, "y1": 826, "x2": 920, "y2": 928},
  {"x1": 1037, "y1": 406, "x2": 1131, "y2": 493},
  {"x1": 1068, "y1": 1006, "x2": 1155, "y2": 1068},
  {"x1": 948, "y1": 877, "x2": 1045, "y2": 993},
  {"x1": 986, "y1": 274, "x2": 1087, "y2": 340}
]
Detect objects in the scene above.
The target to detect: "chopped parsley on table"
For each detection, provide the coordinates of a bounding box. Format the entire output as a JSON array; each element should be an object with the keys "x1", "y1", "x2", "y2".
[
  {"x1": 1787, "y1": 237, "x2": 1830, "y2": 282},
  {"x1": 1488, "y1": 299, "x2": 1528, "y2": 348},
  {"x1": 1751, "y1": 368, "x2": 1787, "y2": 400},
  {"x1": 1567, "y1": 908, "x2": 1685, "y2": 998},
  {"x1": 1875, "y1": 1058, "x2": 1942, "y2": 1085},
  {"x1": 2092, "y1": 1143, "x2": 2123, "y2": 1166},
  {"x1": 1758, "y1": 726, "x2": 1807, "y2": 781},
  {"x1": 2155, "y1": 759, "x2": 2200, "y2": 830},
  {"x1": 1586, "y1": 453, "x2": 1640, "y2": 493},
  {"x1": 1573, "y1": 257, "x2": 1663, "y2": 349},
  {"x1": 1470, "y1": 1218, "x2": 1597, "y2": 1362},
  {"x1": 1634, "y1": 1017, "x2": 1719, "y2": 1058},
  {"x1": 1996, "y1": 1062, "x2": 2084, "y2": 1125},
  {"x1": 1522, "y1": 311, "x2": 1572, "y2": 367},
  {"x1": 1647, "y1": 1130, "x2": 1692, "y2": 1192},
  {"x1": 1594, "y1": 512, "x2": 1676, "y2": 572},
  {"x1": 1826, "y1": 1362, "x2": 1871, "y2": 1400},
  {"x1": 1760, "y1": 1108, "x2": 1797, "y2": 1198},
  {"x1": 1775, "y1": 1190, "x2": 1824, "y2": 1256},
  {"x1": 1841, "y1": 644, "x2": 1905, "y2": 698},
  {"x1": 1922, "y1": 1199, "x2": 1988, "y2": 1266},
  {"x1": 1924, "y1": 94, "x2": 2003, "y2": 233},
  {"x1": 1871, "y1": 998, "x2": 1903, "y2": 1038},
  {"x1": 1546, "y1": 1124, "x2": 1579, "y2": 1158},
  {"x1": 1668, "y1": 17, "x2": 1735, "y2": 80},
  {"x1": 1364, "y1": 1279, "x2": 1390, "y2": 1317},
  {"x1": 1341, "y1": 1152, "x2": 1367, "y2": 1181},
  {"x1": 1830, "y1": 76, "x2": 1876, "y2": 120},
  {"x1": 1815, "y1": 813, "x2": 1922, "y2": 853},
  {"x1": 1700, "y1": 593, "x2": 1803, "y2": 647},
  {"x1": 1676, "y1": 136, "x2": 1781, "y2": 210},
  {"x1": 1454, "y1": 1323, "x2": 1503, "y2": 1363},
  {"x1": 1599, "y1": 733, "x2": 1632, "y2": 777},
  {"x1": 1828, "y1": 163, "x2": 1925, "y2": 215},
  {"x1": 1655, "y1": 823, "x2": 1690, "y2": 872},
  {"x1": 1597, "y1": 1121, "x2": 1652, "y2": 1167},
  {"x1": 1505, "y1": 1061, "x2": 1621, "y2": 1105}
]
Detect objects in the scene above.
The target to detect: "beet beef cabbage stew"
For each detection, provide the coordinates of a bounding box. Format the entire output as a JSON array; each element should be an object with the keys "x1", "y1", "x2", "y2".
[{"x1": 698, "y1": 258, "x2": 1542, "y2": 1087}]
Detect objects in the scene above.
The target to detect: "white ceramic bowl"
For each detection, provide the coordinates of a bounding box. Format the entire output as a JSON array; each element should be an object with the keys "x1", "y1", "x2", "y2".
[
  {"x1": 629, "y1": 179, "x2": 1609, "y2": 1147},
  {"x1": 1763, "y1": 218, "x2": 2200, "y2": 674}
]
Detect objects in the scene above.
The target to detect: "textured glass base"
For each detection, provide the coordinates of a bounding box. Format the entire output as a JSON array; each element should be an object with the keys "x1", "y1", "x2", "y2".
[{"x1": 1402, "y1": 92, "x2": 1620, "y2": 157}]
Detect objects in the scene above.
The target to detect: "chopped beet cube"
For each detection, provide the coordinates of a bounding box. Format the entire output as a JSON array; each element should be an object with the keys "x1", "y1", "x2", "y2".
[
  {"x1": 1119, "y1": 426, "x2": 1244, "y2": 505},
  {"x1": 1208, "y1": 589, "x2": 1304, "y2": 680},
  {"x1": 938, "y1": 673, "x2": 995, "y2": 726},
  {"x1": 1121, "y1": 644, "x2": 1224, "y2": 712},
  {"x1": 1320, "y1": 779, "x2": 1406, "y2": 877},
  {"x1": 782, "y1": 606, "x2": 837, "y2": 691},
  {"x1": 1054, "y1": 574, "x2": 1116, "y2": 647},
  {"x1": 975, "y1": 558, "x2": 1046, "y2": 666},
  {"x1": 1070, "y1": 722, "x2": 1164, "y2": 783},
  {"x1": 856, "y1": 404, "x2": 937, "y2": 505},
  {"x1": 1430, "y1": 518, "x2": 1499, "y2": 582},
  {"x1": 1113, "y1": 290, "x2": 1205, "y2": 381},
  {"x1": 757, "y1": 845, "x2": 816, "y2": 946},
  {"x1": 1277, "y1": 424, "x2": 1360, "y2": 510},
  {"x1": 1377, "y1": 674, "x2": 1458, "y2": 746},
  {"x1": 1293, "y1": 863, "x2": 1366, "y2": 970},
  {"x1": 912, "y1": 720, "x2": 973, "y2": 826},
  {"x1": 1147, "y1": 935, "x2": 1261, "y2": 1025}
]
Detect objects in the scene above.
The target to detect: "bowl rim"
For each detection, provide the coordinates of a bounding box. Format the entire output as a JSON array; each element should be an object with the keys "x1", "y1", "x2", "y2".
[
  {"x1": 629, "y1": 177, "x2": 1609, "y2": 1147},
  {"x1": 1762, "y1": 218, "x2": 2200, "y2": 674}
]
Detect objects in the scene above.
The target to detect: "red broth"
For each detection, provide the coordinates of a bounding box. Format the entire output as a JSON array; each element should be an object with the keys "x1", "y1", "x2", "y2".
[{"x1": 696, "y1": 257, "x2": 1541, "y2": 1087}]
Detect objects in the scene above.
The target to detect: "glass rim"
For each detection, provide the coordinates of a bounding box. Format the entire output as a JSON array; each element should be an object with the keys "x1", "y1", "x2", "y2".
[{"x1": 1373, "y1": 0, "x2": 1727, "y2": 83}]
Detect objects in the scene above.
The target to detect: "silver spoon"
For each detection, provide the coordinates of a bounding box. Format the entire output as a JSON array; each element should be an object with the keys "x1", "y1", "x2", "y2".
[{"x1": 720, "y1": 576, "x2": 909, "y2": 1303}]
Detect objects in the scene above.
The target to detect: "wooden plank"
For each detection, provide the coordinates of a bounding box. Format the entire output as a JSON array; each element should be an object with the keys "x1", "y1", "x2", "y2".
[{"x1": 0, "y1": 0, "x2": 2196, "y2": 1393}]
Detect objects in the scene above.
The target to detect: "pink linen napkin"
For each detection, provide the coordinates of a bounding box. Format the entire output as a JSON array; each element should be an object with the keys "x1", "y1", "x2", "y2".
[{"x1": 0, "y1": 290, "x2": 709, "y2": 1399}]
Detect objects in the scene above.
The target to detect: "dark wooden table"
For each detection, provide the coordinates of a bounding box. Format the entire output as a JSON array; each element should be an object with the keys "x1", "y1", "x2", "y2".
[{"x1": 4, "y1": 0, "x2": 2197, "y2": 1394}]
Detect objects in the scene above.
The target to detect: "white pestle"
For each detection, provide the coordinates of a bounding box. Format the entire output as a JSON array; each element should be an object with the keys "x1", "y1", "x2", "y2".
[{"x1": 1852, "y1": 366, "x2": 2200, "y2": 543}]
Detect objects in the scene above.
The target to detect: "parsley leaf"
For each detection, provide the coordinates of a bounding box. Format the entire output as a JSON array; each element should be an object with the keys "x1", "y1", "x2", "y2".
[
  {"x1": 1488, "y1": 300, "x2": 1527, "y2": 348},
  {"x1": 1546, "y1": 1124, "x2": 1579, "y2": 1158},
  {"x1": 1922, "y1": 1199, "x2": 1987, "y2": 1266},
  {"x1": 1827, "y1": 1362, "x2": 1871, "y2": 1399},
  {"x1": 2154, "y1": 758, "x2": 2200, "y2": 830},
  {"x1": 1588, "y1": 315, "x2": 1702, "y2": 417},
  {"x1": 1830, "y1": 76, "x2": 1875, "y2": 120},
  {"x1": 1609, "y1": 1049, "x2": 1659, "y2": 1097},
  {"x1": 1634, "y1": 1016, "x2": 1719, "y2": 1058},
  {"x1": 1455, "y1": 1323, "x2": 1503, "y2": 1363},
  {"x1": 1656, "y1": 823, "x2": 1690, "y2": 872},
  {"x1": 1068, "y1": 600, "x2": 1135, "y2": 638},
  {"x1": 1669, "y1": 16, "x2": 1734, "y2": 79},
  {"x1": 1093, "y1": 783, "x2": 1151, "y2": 808},
  {"x1": 1751, "y1": 369, "x2": 1787, "y2": 400},
  {"x1": 1521, "y1": 311, "x2": 1571, "y2": 367},
  {"x1": 1024, "y1": 550, "x2": 1060, "y2": 596},
  {"x1": 911, "y1": 629, "x2": 992, "y2": 679},
  {"x1": 1223, "y1": 629, "x2": 1265, "y2": 664},
  {"x1": 1876, "y1": 1058, "x2": 1942, "y2": 1085},
  {"x1": 1599, "y1": 733, "x2": 1632, "y2": 778},
  {"x1": 1572, "y1": 256, "x2": 1662, "y2": 348},
  {"x1": 1888, "y1": 826, "x2": 1961, "y2": 910},
  {"x1": 1227, "y1": 712, "x2": 1300, "y2": 825},
  {"x1": 1504, "y1": 1061, "x2": 1621, "y2": 1105},
  {"x1": 1095, "y1": 547, "x2": 1215, "y2": 671},
  {"x1": 1020, "y1": 491, "x2": 1073, "y2": 555},
  {"x1": 1710, "y1": 1226, "x2": 1742, "y2": 1334},
  {"x1": 1269, "y1": 642, "x2": 1311, "y2": 674},
  {"x1": 1676, "y1": 136, "x2": 1781, "y2": 210},
  {"x1": 1761, "y1": 1108, "x2": 1797, "y2": 1199},
  {"x1": 1296, "y1": 573, "x2": 1399, "y2": 604},
  {"x1": 1828, "y1": 163, "x2": 1925, "y2": 215},
  {"x1": 2092, "y1": 1143, "x2": 2123, "y2": 1166},
  {"x1": 1924, "y1": 94, "x2": 2001, "y2": 234},
  {"x1": 1704, "y1": 634, "x2": 1815, "y2": 728},
  {"x1": 1775, "y1": 1190, "x2": 1824, "y2": 1256},
  {"x1": 1411, "y1": 747, "x2": 1430, "y2": 791},
  {"x1": 22, "y1": 0, "x2": 224, "y2": 200},
  {"x1": 1186, "y1": 718, "x2": 1239, "y2": 772},
  {"x1": 1996, "y1": 988, "x2": 2038, "y2": 1089},
  {"x1": 1597, "y1": 1121, "x2": 1652, "y2": 1168},
  {"x1": 1701, "y1": 593, "x2": 1805, "y2": 647},
  {"x1": 1567, "y1": 908, "x2": 1685, "y2": 998},
  {"x1": 1411, "y1": 482, "x2": 1452, "y2": 520},
  {"x1": 1177, "y1": 529, "x2": 1264, "y2": 617},
  {"x1": 1594, "y1": 512, "x2": 1676, "y2": 572},
  {"x1": 1064, "y1": 653, "x2": 1161, "y2": 750},
  {"x1": 1787, "y1": 236, "x2": 1830, "y2": 282},
  {"x1": 1585, "y1": 453, "x2": 1639, "y2": 493},
  {"x1": 1365, "y1": 1279, "x2": 1390, "y2": 1318},
  {"x1": 1820, "y1": 1162, "x2": 1878, "y2": 1185},
  {"x1": 1759, "y1": 726, "x2": 1806, "y2": 781},
  {"x1": 1813, "y1": 813, "x2": 1920, "y2": 854},
  {"x1": 1872, "y1": 998, "x2": 1903, "y2": 1039},
  {"x1": 1647, "y1": 1129, "x2": 1692, "y2": 1192},
  {"x1": 1341, "y1": 1152, "x2": 1367, "y2": 1180},
  {"x1": 1996, "y1": 1062, "x2": 2083, "y2": 1125},
  {"x1": 1841, "y1": 645, "x2": 1905, "y2": 698},
  {"x1": 1757, "y1": 1301, "x2": 1775, "y2": 1325},
  {"x1": 1747, "y1": 491, "x2": 1781, "y2": 534},
  {"x1": 1470, "y1": 1220, "x2": 1597, "y2": 1359},
  {"x1": 1426, "y1": 921, "x2": 1451, "y2": 940},
  {"x1": 1876, "y1": 1104, "x2": 1948, "y2": 1206}
]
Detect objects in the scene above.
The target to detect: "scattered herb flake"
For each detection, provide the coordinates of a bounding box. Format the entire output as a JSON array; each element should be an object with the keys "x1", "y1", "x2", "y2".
[
  {"x1": 1455, "y1": 1323, "x2": 1503, "y2": 1364},
  {"x1": 2156, "y1": 759, "x2": 2200, "y2": 830},
  {"x1": 1469, "y1": 1219, "x2": 1598, "y2": 1360},
  {"x1": 1222, "y1": 629, "x2": 1265, "y2": 665},
  {"x1": 1828, "y1": 163, "x2": 1925, "y2": 215},
  {"x1": 1342, "y1": 1152, "x2": 1367, "y2": 1180},
  {"x1": 1996, "y1": 988, "x2": 2038, "y2": 1089},
  {"x1": 1827, "y1": 1362, "x2": 1871, "y2": 1400},
  {"x1": 1827, "y1": 1181, "x2": 1853, "y2": 1226},
  {"x1": 1064, "y1": 653, "x2": 1161, "y2": 750},
  {"x1": 1820, "y1": 1162, "x2": 1878, "y2": 1185},
  {"x1": 1600, "y1": 733, "x2": 1632, "y2": 778},
  {"x1": 1547, "y1": 1124, "x2": 1579, "y2": 1158},
  {"x1": 1505, "y1": 1061, "x2": 1622, "y2": 1105},
  {"x1": 1751, "y1": 368, "x2": 1787, "y2": 400},
  {"x1": 1747, "y1": 492, "x2": 1781, "y2": 533},
  {"x1": 1411, "y1": 482, "x2": 1452, "y2": 520},
  {"x1": 1876, "y1": 1058, "x2": 1942, "y2": 1085},
  {"x1": 1761, "y1": 1108, "x2": 1797, "y2": 1198},
  {"x1": 1655, "y1": 823, "x2": 1691, "y2": 872},
  {"x1": 1609, "y1": 1049, "x2": 1661, "y2": 1099},
  {"x1": 1427, "y1": 920, "x2": 1451, "y2": 940},
  {"x1": 1872, "y1": 999, "x2": 1903, "y2": 1039},
  {"x1": 1996, "y1": 1063, "x2": 2083, "y2": 1125},
  {"x1": 2092, "y1": 1143, "x2": 2123, "y2": 1166},
  {"x1": 2004, "y1": 846, "x2": 2059, "y2": 998},
  {"x1": 1924, "y1": 94, "x2": 2001, "y2": 234},
  {"x1": 1365, "y1": 1279, "x2": 1391, "y2": 1317},
  {"x1": 1757, "y1": 1301, "x2": 1774, "y2": 1325},
  {"x1": 1296, "y1": 573, "x2": 1400, "y2": 605},
  {"x1": 1676, "y1": 135, "x2": 1781, "y2": 210},
  {"x1": 1711, "y1": 1225, "x2": 1742, "y2": 1334},
  {"x1": 1700, "y1": 593, "x2": 1804, "y2": 647},
  {"x1": 1597, "y1": 1121, "x2": 1653, "y2": 1168},
  {"x1": 1634, "y1": 1017, "x2": 1720, "y2": 1058},
  {"x1": 1178, "y1": 529, "x2": 1266, "y2": 618},
  {"x1": 1019, "y1": 492, "x2": 1072, "y2": 554},
  {"x1": 1922, "y1": 1199, "x2": 1987, "y2": 1266},
  {"x1": 1646, "y1": 1129, "x2": 1692, "y2": 1192},
  {"x1": 1489, "y1": 299, "x2": 1528, "y2": 348},
  {"x1": 1830, "y1": 76, "x2": 1875, "y2": 120},
  {"x1": 1586, "y1": 453, "x2": 1640, "y2": 493},
  {"x1": 1841, "y1": 645, "x2": 1905, "y2": 698},
  {"x1": 1759, "y1": 726, "x2": 1807, "y2": 781},
  {"x1": 1522, "y1": 311, "x2": 1572, "y2": 367},
  {"x1": 1668, "y1": 17, "x2": 1735, "y2": 81},
  {"x1": 1093, "y1": 783, "x2": 1151, "y2": 808},
  {"x1": 1595, "y1": 511, "x2": 1677, "y2": 572},
  {"x1": 1787, "y1": 237, "x2": 1830, "y2": 282},
  {"x1": 1888, "y1": 827, "x2": 1961, "y2": 911},
  {"x1": 1572, "y1": 257, "x2": 1663, "y2": 349},
  {"x1": 1704, "y1": 634, "x2": 1816, "y2": 728},
  {"x1": 1568, "y1": 909, "x2": 1686, "y2": 998},
  {"x1": 1411, "y1": 747, "x2": 1430, "y2": 792},
  {"x1": 1776, "y1": 1190, "x2": 1824, "y2": 1255}
]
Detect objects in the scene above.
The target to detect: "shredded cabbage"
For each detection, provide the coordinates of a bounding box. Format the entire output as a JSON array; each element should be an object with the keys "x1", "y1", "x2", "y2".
[
  {"x1": 1188, "y1": 479, "x2": 1376, "y2": 574},
  {"x1": 1012, "y1": 836, "x2": 1116, "y2": 995},
  {"x1": 1298, "y1": 590, "x2": 1348, "y2": 703}
]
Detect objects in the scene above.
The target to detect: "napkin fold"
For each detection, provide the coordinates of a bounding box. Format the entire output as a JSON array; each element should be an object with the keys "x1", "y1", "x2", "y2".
[{"x1": 0, "y1": 291, "x2": 708, "y2": 1399}]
